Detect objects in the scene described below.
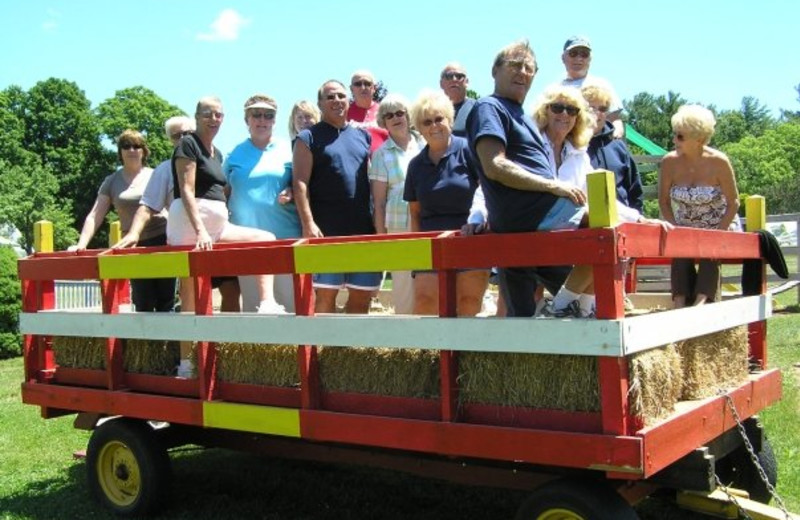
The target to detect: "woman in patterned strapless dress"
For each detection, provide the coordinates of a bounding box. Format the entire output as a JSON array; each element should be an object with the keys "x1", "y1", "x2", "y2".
[{"x1": 658, "y1": 105, "x2": 741, "y2": 308}]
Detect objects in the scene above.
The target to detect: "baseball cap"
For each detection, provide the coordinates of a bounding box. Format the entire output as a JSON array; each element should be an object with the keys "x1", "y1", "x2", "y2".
[{"x1": 563, "y1": 36, "x2": 592, "y2": 52}]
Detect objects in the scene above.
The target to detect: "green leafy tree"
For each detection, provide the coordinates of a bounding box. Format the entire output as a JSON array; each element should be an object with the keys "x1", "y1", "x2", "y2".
[
  {"x1": 624, "y1": 91, "x2": 687, "y2": 151},
  {"x1": 466, "y1": 88, "x2": 479, "y2": 100},
  {"x1": 373, "y1": 80, "x2": 388, "y2": 103},
  {"x1": 96, "y1": 86, "x2": 185, "y2": 164},
  {"x1": 0, "y1": 87, "x2": 32, "y2": 166},
  {"x1": 780, "y1": 83, "x2": 800, "y2": 121},
  {"x1": 0, "y1": 158, "x2": 78, "y2": 253},
  {"x1": 0, "y1": 245, "x2": 21, "y2": 359},
  {"x1": 723, "y1": 121, "x2": 800, "y2": 214},
  {"x1": 20, "y1": 78, "x2": 114, "y2": 227}
]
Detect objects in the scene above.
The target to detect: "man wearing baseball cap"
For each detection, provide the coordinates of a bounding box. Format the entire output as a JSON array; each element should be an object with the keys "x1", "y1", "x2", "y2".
[{"x1": 557, "y1": 35, "x2": 625, "y2": 138}]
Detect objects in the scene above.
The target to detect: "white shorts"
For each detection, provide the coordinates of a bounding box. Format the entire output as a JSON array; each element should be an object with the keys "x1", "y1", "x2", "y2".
[{"x1": 166, "y1": 198, "x2": 231, "y2": 246}]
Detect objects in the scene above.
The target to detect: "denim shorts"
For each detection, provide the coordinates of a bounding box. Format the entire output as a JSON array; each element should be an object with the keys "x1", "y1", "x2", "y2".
[
  {"x1": 312, "y1": 272, "x2": 382, "y2": 291},
  {"x1": 538, "y1": 198, "x2": 586, "y2": 231}
]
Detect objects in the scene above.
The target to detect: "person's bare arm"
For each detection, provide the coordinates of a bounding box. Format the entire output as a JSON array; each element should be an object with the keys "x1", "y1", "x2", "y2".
[
  {"x1": 714, "y1": 154, "x2": 741, "y2": 230},
  {"x1": 408, "y1": 201, "x2": 422, "y2": 232},
  {"x1": 114, "y1": 204, "x2": 157, "y2": 248},
  {"x1": 371, "y1": 180, "x2": 389, "y2": 234},
  {"x1": 475, "y1": 137, "x2": 586, "y2": 205},
  {"x1": 75, "y1": 194, "x2": 112, "y2": 250},
  {"x1": 657, "y1": 156, "x2": 677, "y2": 225},
  {"x1": 291, "y1": 141, "x2": 322, "y2": 238},
  {"x1": 175, "y1": 158, "x2": 212, "y2": 250}
]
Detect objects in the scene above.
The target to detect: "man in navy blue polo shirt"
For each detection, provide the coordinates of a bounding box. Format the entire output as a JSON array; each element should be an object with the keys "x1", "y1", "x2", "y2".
[{"x1": 467, "y1": 39, "x2": 587, "y2": 317}]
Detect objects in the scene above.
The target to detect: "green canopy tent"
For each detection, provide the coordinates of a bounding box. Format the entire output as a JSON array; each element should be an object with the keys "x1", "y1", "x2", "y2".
[{"x1": 624, "y1": 123, "x2": 667, "y2": 156}]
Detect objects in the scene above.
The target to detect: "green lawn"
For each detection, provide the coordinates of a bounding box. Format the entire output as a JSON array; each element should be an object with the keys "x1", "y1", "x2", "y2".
[{"x1": 1, "y1": 312, "x2": 798, "y2": 519}]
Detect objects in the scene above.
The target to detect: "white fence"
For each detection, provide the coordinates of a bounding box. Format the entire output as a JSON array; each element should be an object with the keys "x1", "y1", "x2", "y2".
[{"x1": 54, "y1": 280, "x2": 101, "y2": 310}]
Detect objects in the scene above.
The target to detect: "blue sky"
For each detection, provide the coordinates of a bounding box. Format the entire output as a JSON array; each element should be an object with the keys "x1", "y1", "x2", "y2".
[{"x1": 3, "y1": 0, "x2": 798, "y2": 154}]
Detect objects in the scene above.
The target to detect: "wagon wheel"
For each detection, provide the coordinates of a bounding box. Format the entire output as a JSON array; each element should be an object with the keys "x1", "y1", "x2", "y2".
[
  {"x1": 86, "y1": 418, "x2": 172, "y2": 516},
  {"x1": 716, "y1": 437, "x2": 778, "y2": 504},
  {"x1": 515, "y1": 478, "x2": 639, "y2": 520}
]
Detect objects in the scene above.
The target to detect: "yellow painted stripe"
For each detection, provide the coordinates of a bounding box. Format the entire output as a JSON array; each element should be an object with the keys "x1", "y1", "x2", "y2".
[
  {"x1": 587, "y1": 170, "x2": 618, "y2": 228},
  {"x1": 203, "y1": 401, "x2": 301, "y2": 437},
  {"x1": 294, "y1": 238, "x2": 432, "y2": 273},
  {"x1": 98, "y1": 251, "x2": 190, "y2": 279}
]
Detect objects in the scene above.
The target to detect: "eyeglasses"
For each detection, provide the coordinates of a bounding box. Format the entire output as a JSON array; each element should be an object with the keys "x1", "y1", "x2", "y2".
[
  {"x1": 442, "y1": 72, "x2": 466, "y2": 81},
  {"x1": 383, "y1": 110, "x2": 406, "y2": 120},
  {"x1": 674, "y1": 133, "x2": 686, "y2": 142},
  {"x1": 549, "y1": 103, "x2": 580, "y2": 116},
  {"x1": 249, "y1": 110, "x2": 276, "y2": 120},
  {"x1": 199, "y1": 110, "x2": 225, "y2": 120},
  {"x1": 568, "y1": 49, "x2": 590, "y2": 59},
  {"x1": 326, "y1": 93, "x2": 348, "y2": 101},
  {"x1": 589, "y1": 105, "x2": 609, "y2": 114},
  {"x1": 421, "y1": 116, "x2": 446, "y2": 127},
  {"x1": 170, "y1": 130, "x2": 191, "y2": 140},
  {"x1": 352, "y1": 80, "x2": 373, "y2": 88},
  {"x1": 120, "y1": 144, "x2": 143, "y2": 151}
]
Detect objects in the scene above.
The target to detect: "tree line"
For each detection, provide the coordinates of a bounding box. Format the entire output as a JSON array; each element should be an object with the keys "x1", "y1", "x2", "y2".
[{"x1": 0, "y1": 78, "x2": 798, "y2": 254}]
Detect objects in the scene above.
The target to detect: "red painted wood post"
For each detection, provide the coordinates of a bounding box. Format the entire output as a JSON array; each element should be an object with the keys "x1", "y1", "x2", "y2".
[
  {"x1": 100, "y1": 279, "x2": 125, "y2": 390},
  {"x1": 295, "y1": 273, "x2": 320, "y2": 410},
  {"x1": 31, "y1": 222, "x2": 56, "y2": 380},
  {"x1": 194, "y1": 275, "x2": 217, "y2": 401},
  {"x1": 435, "y1": 235, "x2": 459, "y2": 422},
  {"x1": 587, "y1": 171, "x2": 631, "y2": 436},
  {"x1": 745, "y1": 196, "x2": 768, "y2": 368}
]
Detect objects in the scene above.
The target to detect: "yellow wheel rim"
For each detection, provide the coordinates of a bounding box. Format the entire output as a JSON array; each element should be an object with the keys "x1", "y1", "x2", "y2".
[
  {"x1": 535, "y1": 508, "x2": 587, "y2": 520},
  {"x1": 96, "y1": 440, "x2": 141, "y2": 507}
]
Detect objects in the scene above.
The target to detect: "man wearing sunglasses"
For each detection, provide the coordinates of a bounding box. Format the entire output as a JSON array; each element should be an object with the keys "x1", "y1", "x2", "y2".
[
  {"x1": 556, "y1": 35, "x2": 625, "y2": 139},
  {"x1": 347, "y1": 69, "x2": 388, "y2": 153},
  {"x1": 439, "y1": 62, "x2": 475, "y2": 138}
]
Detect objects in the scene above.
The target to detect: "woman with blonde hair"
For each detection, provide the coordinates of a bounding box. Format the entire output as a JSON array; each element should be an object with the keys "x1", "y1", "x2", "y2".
[
  {"x1": 659, "y1": 104, "x2": 740, "y2": 308},
  {"x1": 287, "y1": 101, "x2": 320, "y2": 142}
]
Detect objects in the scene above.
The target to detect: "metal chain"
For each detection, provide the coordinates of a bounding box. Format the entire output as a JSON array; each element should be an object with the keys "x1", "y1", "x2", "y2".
[
  {"x1": 722, "y1": 392, "x2": 792, "y2": 519},
  {"x1": 713, "y1": 472, "x2": 754, "y2": 520}
]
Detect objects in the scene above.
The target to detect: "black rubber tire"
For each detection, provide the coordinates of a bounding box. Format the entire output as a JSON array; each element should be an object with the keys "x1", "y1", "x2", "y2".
[
  {"x1": 515, "y1": 477, "x2": 640, "y2": 520},
  {"x1": 717, "y1": 437, "x2": 778, "y2": 504},
  {"x1": 86, "y1": 418, "x2": 172, "y2": 516}
]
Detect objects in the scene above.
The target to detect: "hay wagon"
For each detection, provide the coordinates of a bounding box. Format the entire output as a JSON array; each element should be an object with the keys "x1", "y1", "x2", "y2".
[{"x1": 17, "y1": 175, "x2": 794, "y2": 518}]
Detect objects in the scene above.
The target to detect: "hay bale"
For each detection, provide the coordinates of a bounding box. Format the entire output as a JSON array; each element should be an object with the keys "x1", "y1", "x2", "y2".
[
  {"x1": 319, "y1": 347, "x2": 440, "y2": 398},
  {"x1": 124, "y1": 339, "x2": 180, "y2": 375},
  {"x1": 628, "y1": 345, "x2": 683, "y2": 424},
  {"x1": 52, "y1": 336, "x2": 180, "y2": 375},
  {"x1": 216, "y1": 343, "x2": 298, "y2": 386},
  {"x1": 52, "y1": 336, "x2": 106, "y2": 369},
  {"x1": 677, "y1": 326, "x2": 749, "y2": 400},
  {"x1": 459, "y1": 353, "x2": 599, "y2": 411}
]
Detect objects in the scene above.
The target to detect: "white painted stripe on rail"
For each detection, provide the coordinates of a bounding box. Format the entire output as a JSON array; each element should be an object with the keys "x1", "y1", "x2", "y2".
[
  {"x1": 20, "y1": 312, "x2": 625, "y2": 356},
  {"x1": 620, "y1": 295, "x2": 771, "y2": 355}
]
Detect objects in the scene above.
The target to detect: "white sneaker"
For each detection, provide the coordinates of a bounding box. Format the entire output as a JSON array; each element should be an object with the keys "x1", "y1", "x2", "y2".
[
  {"x1": 257, "y1": 301, "x2": 287, "y2": 314},
  {"x1": 176, "y1": 359, "x2": 193, "y2": 378}
]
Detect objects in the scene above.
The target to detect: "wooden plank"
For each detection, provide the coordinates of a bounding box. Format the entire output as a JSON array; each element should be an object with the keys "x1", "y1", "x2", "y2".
[
  {"x1": 299, "y1": 410, "x2": 643, "y2": 474},
  {"x1": 190, "y1": 244, "x2": 295, "y2": 277},
  {"x1": 18, "y1": 255, "x2": 99, "y2": 281},
  {"x1": 98, "y1": 251, "x2": 189, "y2": 279},
  {"x1": 20, "y1": 312, "x2": 626, "y2": 357},
  {"x1": 621, "y1": 295, "x2": 771, "y2": 355},
  {"x1": 203, "y1": 401, "x2": 301, "y2": 437},
  {"x1": 638, "y1": 369, "x2": 781, "y2": 478},
  {"x1": 294, "y1": 238, "x2": 433, "y2": 273}
]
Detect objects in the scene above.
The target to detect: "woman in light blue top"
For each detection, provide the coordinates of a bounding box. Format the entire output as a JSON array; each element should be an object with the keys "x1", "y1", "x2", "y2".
[
  {"x1": 223, "y1": 94, "x2": 301, "y2": 311},
  {"x1": 368, "y1": 94, "x2": 422, "y2": 314}
]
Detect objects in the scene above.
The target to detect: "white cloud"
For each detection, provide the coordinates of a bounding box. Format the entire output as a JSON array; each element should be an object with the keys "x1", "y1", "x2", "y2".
[
  {"x1": 196, "y1": 9, "x2": 249, "y2": 41},
  {"x1": 42, "y1": 8, "x2": 60, "y2": 31}
]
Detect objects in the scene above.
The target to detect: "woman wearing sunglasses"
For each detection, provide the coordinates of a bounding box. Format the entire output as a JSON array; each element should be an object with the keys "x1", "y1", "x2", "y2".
[
  {"x1": 658, "y1": 104, "x2": 740, "y2": 308},
  {"x1": 404, "y1": 90, "x2": 488, "y2": 316},
  {"x1": 368, "y1": 94, "x2": 423, "y2": 314},
  {"x1": 221, "y1": 94, "x2": 301, "y2": 312},
  {"x1": 74, "y1": 130, "x2": 175, "y2": 312}
]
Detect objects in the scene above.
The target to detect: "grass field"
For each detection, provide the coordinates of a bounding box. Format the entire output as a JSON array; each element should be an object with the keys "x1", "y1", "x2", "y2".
[{"x1": 1, "y1": 305, "x2": 798, "y2": 519}]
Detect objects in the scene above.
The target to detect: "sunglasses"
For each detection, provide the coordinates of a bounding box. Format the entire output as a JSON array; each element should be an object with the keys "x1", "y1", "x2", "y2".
[
  {"x1": 352, "y1": 80, "x2": 373, "y2": 88},
  {"x1": 170, "y1": 130, "x2": 191, "y2": 140},
  {"x1": 674, "y1": 133, "x2": 686, "y2": 142},
  {"x1": 421, "y1": 115, "x2": 446, "y2": 127},
  {"x1": 120, "y1": 144, "x2": 143, "y2": 151},
  {"x1": 549, "y1": 103, "x2": 580, "y2": 116},
  {"x1": 249, "y1": 110, "x2": 276, "y2": 120},
  {"x1": 326, "y1": 93, "x2": 348, "y2": 101},
  {"x1": 383, "y1": 110, "x2": 406, "y2": 120},
  {"x1": 590, "y1": 105, "x2": 609, "y2": 114},
  {"x1": 568, "y1": 49, "x2": 590, "y2": 59},
  {"x1": 442, "y1": 72, "x2": 466, "y2": 81},
  {"x1": 504, "y1": 59, "x2": 536, "y2": 74}
]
